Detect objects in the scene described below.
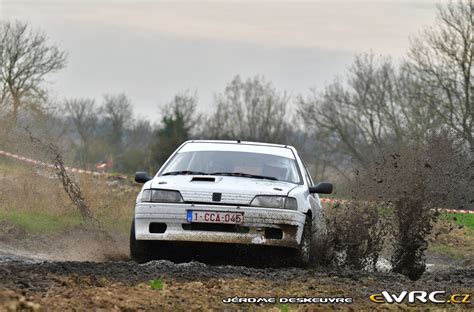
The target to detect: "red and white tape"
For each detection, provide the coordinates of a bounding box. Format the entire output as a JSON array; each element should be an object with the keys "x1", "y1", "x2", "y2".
[
  {"x1": 320, "y1": 198, "x2": 344, "y2": 204},
  {"x1": 442, "y1": 209, "x2": 474, "y2": 215},
  {"x1": 0, "y1": 149, "x2": 116, "y2": 177}
]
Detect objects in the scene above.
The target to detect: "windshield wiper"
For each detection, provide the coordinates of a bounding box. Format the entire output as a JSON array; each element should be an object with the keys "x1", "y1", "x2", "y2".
[
  {"x1": 210, "y1": 172, "x2": 278, "y2": 181},
  {"x1": 163, "y1": 170, "x2": 209, "y2": 176}
]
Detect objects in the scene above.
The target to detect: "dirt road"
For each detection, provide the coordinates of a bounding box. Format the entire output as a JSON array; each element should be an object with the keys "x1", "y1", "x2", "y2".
[
  {"x1": 0, "y1": 251, "x2": 472, "y2": 311},
  {"x1": 0, "y1": 221, "x2": 472, "y2": 311}
]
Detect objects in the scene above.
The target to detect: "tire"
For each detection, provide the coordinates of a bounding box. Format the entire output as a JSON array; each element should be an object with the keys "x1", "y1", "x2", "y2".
[
  {"x1": 293, "y1": 216, "x2": 313, "y2": 268},
  {"x1": 130, "y1": 219, "x2": 152, "y2": 263}
]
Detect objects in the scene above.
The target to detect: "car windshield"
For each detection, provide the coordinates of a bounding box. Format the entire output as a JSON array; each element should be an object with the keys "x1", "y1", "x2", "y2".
[{"x1": 160, "y1": 150, "x2": 300, "y2": 184}]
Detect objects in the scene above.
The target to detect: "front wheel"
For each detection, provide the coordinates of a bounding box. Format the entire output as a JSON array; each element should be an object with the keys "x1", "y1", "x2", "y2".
[
  {"x1": 293, "y1": 216, "x2": 313, "y2": 268},
  {"x1": 130, "y1": 220, "x2": 152, "y2": 263}
]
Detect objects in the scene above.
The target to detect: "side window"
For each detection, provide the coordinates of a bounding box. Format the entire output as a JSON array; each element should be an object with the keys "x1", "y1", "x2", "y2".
[
  {"x1": 301, "y1": 159, "x2": 314, "y2": 186},
  {"x1": 305, "y1": 167, "x2": 313, "y2": 186}
]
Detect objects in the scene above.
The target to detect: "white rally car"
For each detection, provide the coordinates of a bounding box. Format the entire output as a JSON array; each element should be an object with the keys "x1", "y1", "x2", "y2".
[{"x1": 130, "y1": 140, "x2": 332, "y2": 266}]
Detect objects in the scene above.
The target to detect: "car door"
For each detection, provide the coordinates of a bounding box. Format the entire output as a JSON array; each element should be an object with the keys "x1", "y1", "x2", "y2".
[{"x1": 300, "y1": 159, "x2": 321, "y2": 226}]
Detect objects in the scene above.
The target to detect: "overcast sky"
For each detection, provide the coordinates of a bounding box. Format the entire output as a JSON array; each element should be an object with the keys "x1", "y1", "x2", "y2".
[{"x1": 1, "y1": 0, "x2": 443, "y2": 121}]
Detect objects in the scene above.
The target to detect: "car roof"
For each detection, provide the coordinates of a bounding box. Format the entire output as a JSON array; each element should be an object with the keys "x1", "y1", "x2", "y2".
[
  {"x1": 185, "y1": 140, "x2": 294, "y2": 148},
  {"x1": 180, "y1": 140, "x2": 297, "y2": 159}
]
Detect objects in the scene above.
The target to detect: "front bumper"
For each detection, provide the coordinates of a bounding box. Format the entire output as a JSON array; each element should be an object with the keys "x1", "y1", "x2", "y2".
[{"x1": 134, "y1": 203, "x2": 306, "y2": 249}]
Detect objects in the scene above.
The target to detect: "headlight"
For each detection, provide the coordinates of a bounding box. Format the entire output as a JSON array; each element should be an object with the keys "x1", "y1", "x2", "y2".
[
  {"x1": 250, "y1": 196, "x2": 298, "y2": 210},
  {"x1": 140, "y1": 189, "x2": 183, "y2": 203}
]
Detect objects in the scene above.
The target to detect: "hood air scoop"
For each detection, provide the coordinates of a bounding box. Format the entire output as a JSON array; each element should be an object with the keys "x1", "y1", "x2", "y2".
[{"x1": 191, "y1": 176, "x2": 216, "y2": 182}]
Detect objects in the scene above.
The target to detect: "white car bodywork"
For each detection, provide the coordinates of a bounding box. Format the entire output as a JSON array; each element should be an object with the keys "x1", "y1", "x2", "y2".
[{"x1": 133, "y1": 140, "x2": 325, "y2": 251}]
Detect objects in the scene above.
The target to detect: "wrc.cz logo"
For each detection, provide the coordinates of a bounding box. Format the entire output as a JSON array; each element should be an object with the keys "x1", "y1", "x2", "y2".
[{"x1": 370, "y1": 291, "x2": 471, "y2": 304}]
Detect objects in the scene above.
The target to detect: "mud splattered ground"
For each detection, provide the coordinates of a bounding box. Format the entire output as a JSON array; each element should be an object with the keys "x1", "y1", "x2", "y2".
[
  {"x1": 0, "y1": 255, "x2": 472, "y2": 311},
  {"x1": 0, "y1": 220, "x2": 472, "y2": 311},
  {"x1": 0, "y1": 251, "x2": 472, "y2": 311}
]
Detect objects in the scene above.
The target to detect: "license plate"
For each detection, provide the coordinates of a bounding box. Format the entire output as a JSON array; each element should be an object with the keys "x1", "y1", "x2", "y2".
[{"x1": 187, "y1": 210, "x2": 244, "y2": 224}]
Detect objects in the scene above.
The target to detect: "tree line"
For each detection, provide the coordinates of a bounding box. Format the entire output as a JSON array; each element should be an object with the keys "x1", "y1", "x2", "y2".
[{"x1": 0, "y1": 1, "x2": 472, "y2": 183}]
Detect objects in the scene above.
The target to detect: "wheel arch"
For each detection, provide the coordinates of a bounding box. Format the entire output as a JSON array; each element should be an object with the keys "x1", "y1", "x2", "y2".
[{"x1": 305, "y1": 209, "x2": 313, "y2": 220}]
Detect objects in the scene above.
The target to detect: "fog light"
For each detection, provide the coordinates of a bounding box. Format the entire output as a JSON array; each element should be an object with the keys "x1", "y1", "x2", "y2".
[{"x1": 265, "y1": 228, "x2": 283, "y2": 239}]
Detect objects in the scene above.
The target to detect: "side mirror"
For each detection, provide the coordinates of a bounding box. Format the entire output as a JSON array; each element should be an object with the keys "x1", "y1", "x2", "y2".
[
  {"x1": 135, "y1": 172, "x2": 152, "y2": 183},
  {"x1": 309, "y1": 182, "x2": 333, "y2": 194}
]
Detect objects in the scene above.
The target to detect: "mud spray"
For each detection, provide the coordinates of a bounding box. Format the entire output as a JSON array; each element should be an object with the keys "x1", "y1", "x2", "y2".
[
  {"x1": 314, "y1": 131, "x2": 473, "y2": 280},
  {"x1": 22, "y1": 129, "x2": 128, "y2": 262}
]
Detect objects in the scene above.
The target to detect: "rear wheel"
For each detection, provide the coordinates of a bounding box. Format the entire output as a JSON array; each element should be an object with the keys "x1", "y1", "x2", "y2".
[{"x1": 130, "y1": 220, "x2": 152, "y2": 263}]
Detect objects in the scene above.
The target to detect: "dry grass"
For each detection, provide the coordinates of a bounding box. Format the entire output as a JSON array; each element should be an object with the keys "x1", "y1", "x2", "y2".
[{"x1": 0, "y1": 160, "x2": 140, "y2": 234}]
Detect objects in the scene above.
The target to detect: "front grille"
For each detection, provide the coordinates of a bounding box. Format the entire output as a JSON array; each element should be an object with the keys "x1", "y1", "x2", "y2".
[
  {"x1": 182, "y1": 223, "x2": 249, "y2": 233},
  {"x1": 180, "y1": 191, "x2": 254, "y2": 205},
  {"x1": 221, "y1": 193, "x2": 254, "y2": 204}
]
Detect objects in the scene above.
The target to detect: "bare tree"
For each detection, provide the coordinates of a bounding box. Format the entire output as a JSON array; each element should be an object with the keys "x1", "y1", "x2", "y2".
[
  {"x1": 64, "y1": 98, "x2": 98, "y2": 165},
  {"x1": 206, "y1": 75, "x2": 290, "y2": 144},
  {"x1": 150, "y1": 91, "x2": 201, "y2": 169},
  {"x1": 0, "y1": 21, "x2": 67, "y2": 129},
  {"x1": 298, "y1": 54, "x2": 405, "y2": 168},
  {"x1": 101, "y1": 93, "x2": 133, "y2": 154},
  {"x1": 408, "y1": 0, "x2": 473, "y2": 149},
  {"x1": 394, "y1": 63, "x2": 442, "y2": 141},
  {"x1": 298, "y1": 53, "x2": 444, "y2": 173},
  {"x1": 161, "y1": 90, "x2": 201, "y2": 135},
  {"x1": 121, "y1": 119, "x2": 154, "y2": 173}
]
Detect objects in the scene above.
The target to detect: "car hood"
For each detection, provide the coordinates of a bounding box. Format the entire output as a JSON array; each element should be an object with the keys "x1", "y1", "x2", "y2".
[{"x1": 148, "y1": 175, "x2": 298, "y2": 205}]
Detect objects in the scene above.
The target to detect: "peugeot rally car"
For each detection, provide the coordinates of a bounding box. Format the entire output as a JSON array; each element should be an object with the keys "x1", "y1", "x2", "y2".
[{"x1": 130, "y1": 140, "x2": 333, "y2": 266}]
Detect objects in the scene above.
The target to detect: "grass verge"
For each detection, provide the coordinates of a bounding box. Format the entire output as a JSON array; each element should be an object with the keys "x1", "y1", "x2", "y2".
[
  {"x1": 0, "y1": 211, "x2": 82, "y2": 233},
  {"x1": 440, "y1": 212, "x2": 474, "y2": 229},
  {"x1": 428, "y1": 213, "x2": 474, "y2": 261}
]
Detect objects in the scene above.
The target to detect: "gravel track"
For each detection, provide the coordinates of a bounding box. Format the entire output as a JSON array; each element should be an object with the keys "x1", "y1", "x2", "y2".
[{"x1": 0, "y1": 253, "x2": 472, "y2": 311}]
